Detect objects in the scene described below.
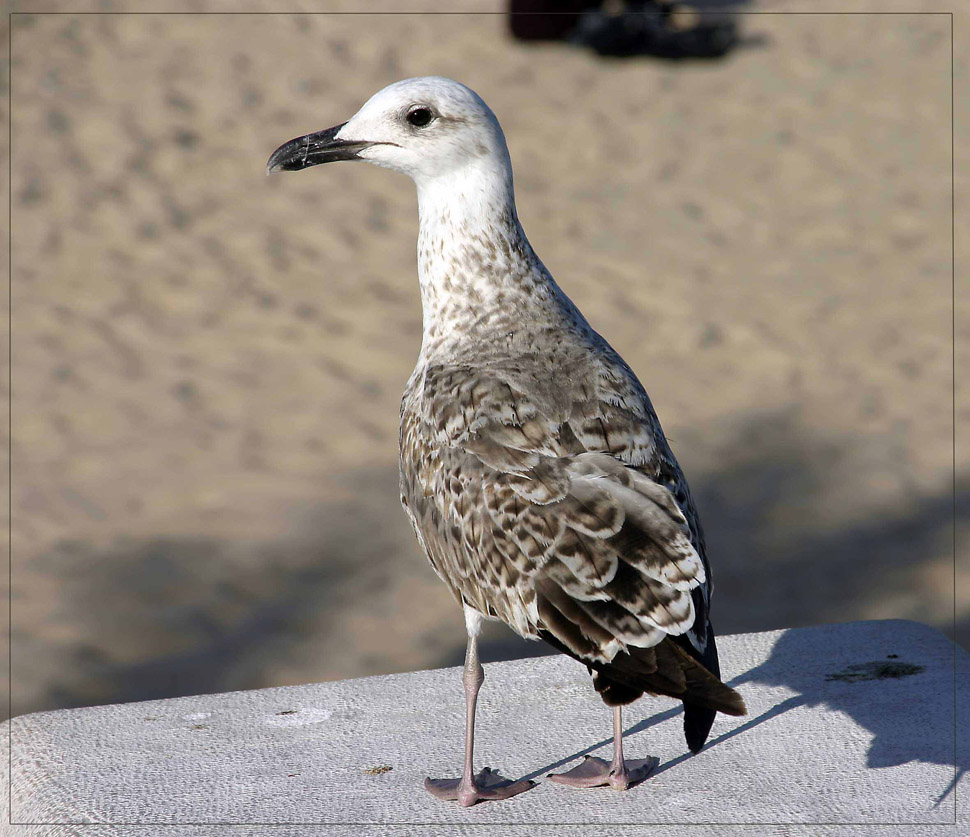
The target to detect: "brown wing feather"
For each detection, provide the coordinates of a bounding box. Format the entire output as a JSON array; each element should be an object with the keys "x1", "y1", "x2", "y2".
[{"x1": 402, "y1": 363, "x2": 698, "y2": 642}]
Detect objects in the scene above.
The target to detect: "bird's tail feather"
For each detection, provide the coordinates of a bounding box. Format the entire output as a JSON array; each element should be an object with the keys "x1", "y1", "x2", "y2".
[
  {"x1": 680, "y1": 629, "x2": 727, "y2": 752},
  {"x1": 591, "y1": 638, "x2": 746, "y2": 717},
  {"x1": 538, "y1": 626, "x2": 746, "y2": 721}
]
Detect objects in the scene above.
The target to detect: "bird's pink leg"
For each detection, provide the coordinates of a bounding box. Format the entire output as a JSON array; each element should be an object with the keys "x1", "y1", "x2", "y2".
[
  {"x1": 424, "y1": 624, "x2": 535, "y2": 806},
  {"x1": 548, "y1": 705, "x2": 658, "y2": 790}
]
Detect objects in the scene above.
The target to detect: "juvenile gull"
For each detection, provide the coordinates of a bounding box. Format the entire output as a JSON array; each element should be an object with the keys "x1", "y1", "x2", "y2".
[{"x1": 267, "y1": 77, "x2": 746, "y2": 807}]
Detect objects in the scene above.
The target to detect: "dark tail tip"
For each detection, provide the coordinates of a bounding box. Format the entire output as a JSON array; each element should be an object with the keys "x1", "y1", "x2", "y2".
[
  {"x1": 684, "y1": 685, "x2": 747, "y2": 753},
  {"x1": 684, "y1": 702, "x2": 716, "y2": 753}
]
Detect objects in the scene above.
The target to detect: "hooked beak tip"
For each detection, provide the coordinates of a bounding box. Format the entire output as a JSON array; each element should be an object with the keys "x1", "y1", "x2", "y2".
[{"x1": 267, "y1": 121, "x2": 373, "y2": 174}]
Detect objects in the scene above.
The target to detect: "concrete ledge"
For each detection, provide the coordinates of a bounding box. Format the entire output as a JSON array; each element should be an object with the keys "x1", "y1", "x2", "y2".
[{"x1": 3, "y1": 620, "x2": 967, "y2": 835}]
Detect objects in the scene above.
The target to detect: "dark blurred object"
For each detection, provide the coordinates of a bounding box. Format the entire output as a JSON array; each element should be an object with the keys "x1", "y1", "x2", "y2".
[
  {"x1": 509, "y1": 0, "x2": 738, "y2": 60},
  {"x1": 508, "y1": 0, "x2": 598, "y2": 41}
]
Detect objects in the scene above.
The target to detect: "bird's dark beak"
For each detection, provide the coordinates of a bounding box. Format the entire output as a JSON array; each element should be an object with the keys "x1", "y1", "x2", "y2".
[{"x1": 266, "y1": 123, "x2": 372, "y2": 174}]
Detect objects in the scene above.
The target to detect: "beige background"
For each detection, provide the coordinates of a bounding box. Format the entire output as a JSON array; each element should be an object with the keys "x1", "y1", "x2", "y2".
[{"x1": 5, "y1": 1, "x2": 968, "y2": 719}]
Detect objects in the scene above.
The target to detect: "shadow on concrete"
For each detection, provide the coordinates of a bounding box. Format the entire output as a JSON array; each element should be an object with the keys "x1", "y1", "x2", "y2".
[
  {"x1": 726, "y1": 626, "x2": 965, "y2": 807},
  {"x1": 660, "y1": 625, "x2": 962, "y2": 804},
  {"x1": 523, "y1": 622, "x2": 965, "y2": 808}
]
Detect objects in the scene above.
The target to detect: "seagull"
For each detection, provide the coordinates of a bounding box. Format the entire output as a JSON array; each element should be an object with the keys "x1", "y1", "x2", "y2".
[{"x1": 267, "y1": 76, "x2": 746, "y2": 808}]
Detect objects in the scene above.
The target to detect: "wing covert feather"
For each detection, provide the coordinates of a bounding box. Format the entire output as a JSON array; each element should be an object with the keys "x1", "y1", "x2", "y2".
[{"x1": 400, "y1": 362, "x2": 711, "y2": 658}]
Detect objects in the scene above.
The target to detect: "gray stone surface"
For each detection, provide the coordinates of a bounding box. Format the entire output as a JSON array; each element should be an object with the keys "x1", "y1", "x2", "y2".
[{"x1": 3, "y1": 620, "x2": 967, "y2": 836}]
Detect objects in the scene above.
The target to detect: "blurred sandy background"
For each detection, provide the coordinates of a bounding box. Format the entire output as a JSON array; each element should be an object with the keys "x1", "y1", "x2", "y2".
[{"x1": 4, "y1": 1, "x2": 968, "y2": 720}]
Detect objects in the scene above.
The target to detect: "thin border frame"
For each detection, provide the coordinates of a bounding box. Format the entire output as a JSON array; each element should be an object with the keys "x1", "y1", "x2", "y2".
[{"x1": 5, "y1": 8, "x2": 959, "y2": 829}]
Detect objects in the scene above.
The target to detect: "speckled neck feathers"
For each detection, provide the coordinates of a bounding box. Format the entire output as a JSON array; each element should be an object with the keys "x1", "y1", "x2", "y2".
[{"x1": 415, "y1": 159, "x2": 576, "y2": 359}]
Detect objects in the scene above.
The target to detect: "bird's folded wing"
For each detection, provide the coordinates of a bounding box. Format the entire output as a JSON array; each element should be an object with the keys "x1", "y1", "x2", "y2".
[{"x1": 400, "y1": 364, "x2": 709, "y2": 661}]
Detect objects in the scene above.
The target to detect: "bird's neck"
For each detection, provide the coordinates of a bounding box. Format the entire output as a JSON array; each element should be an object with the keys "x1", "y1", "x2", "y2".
[{"x1": 415, "y1": 164, "x2": 565, "y2": 357}]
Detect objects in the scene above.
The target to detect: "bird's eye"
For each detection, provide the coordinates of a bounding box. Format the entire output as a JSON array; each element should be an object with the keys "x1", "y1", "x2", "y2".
[{"x1": 406, "y1": 107, "x2": 434, "y2": 128}]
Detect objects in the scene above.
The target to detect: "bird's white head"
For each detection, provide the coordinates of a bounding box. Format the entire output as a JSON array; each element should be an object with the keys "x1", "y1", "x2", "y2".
[
  {"x1": 267, "y1": 77, "x2": 513, "y2": 191},
  {"x1": 268, "y1": 77, "x2": 550, "y2": 352}
]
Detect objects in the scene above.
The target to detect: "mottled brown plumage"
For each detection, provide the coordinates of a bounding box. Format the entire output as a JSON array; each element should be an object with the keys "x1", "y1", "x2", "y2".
[{"x1": 399, "y1": 347, "x2": 743, "y2": 720}]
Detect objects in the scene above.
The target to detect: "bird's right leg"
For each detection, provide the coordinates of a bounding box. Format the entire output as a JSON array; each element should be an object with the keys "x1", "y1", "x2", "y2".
[
  {"x1": 424, "y1": 606, "x2": 535, "y2": 806},
  {"x1": 548, "y1": 705, "x2": 658, "y2": 790}
]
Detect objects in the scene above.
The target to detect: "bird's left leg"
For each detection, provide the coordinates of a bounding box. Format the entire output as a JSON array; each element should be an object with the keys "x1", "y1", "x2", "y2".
[
  {"x1": 548, "y1": 705, "x2": 658, "y2": 790},
  {"x1": 424, "y1": 606, "x2": 536, "y2": 806}
]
